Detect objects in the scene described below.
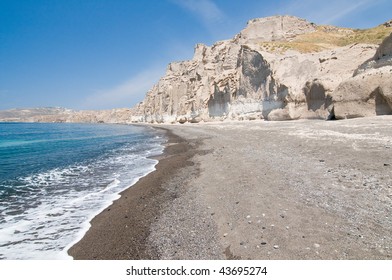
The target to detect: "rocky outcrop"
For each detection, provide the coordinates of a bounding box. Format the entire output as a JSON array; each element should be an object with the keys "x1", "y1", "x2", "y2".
[
  {"x1": 236, "y1": 15, "x2": 317, "y2": 44},
  {"x1": 132, "y1": 15, "x2": 383, "y2": 123},
  {"x1": 330, "y1": 33, "x2": 392, "y2": 119}
]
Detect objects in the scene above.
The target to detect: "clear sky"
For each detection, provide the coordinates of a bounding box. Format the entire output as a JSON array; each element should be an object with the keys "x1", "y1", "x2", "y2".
[{"x1": 1, "y1": 0, "x2": 391, "y2": 110}]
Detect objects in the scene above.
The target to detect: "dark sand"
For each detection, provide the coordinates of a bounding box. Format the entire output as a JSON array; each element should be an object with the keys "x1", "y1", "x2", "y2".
[{"x1": 68, "y1": 129, "x2": 197, "y2": 259}]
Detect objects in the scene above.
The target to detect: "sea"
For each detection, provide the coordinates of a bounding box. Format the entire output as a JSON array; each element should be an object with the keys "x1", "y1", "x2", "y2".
[{"x1": 0, "y1": 122, "x2": 166, "y2": 260}]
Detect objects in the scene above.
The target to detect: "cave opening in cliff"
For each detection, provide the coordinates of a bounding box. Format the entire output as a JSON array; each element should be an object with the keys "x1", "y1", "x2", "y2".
[
  {"x1": 305, "y1": 82, "x2": 327, "y2": 111},
  {"x1": 327, "y1": 106, "x2": 336, "y2": 120},
  {"x1": 374, "y1": 88, "x2": 392, "y2": 115},
  {"x1": 208, "y1": 88, "x2": 231, "y2": 117}
]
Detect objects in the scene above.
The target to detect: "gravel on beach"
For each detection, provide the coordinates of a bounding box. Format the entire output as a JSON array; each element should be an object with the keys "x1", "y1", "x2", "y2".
[{"x1": 69, "y1": 116, "x2": 392, "y2": 260}]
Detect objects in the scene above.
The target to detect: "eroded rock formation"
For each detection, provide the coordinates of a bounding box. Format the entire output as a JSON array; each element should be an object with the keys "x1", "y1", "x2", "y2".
[
  {"x1": 132, "y1": 15, "x2": 390, "y2": 123},
  {"x1": 330, "y1": 33, "x2": 392, "y2": 119}
]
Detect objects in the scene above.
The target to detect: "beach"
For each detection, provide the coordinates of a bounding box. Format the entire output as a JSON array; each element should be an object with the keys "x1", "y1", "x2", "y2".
[{"x1": 69, "y1": 117, "x2": 392, "y2": 260}]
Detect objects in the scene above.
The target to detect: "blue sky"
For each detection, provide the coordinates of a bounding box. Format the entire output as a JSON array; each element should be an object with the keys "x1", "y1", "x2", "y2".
[{"x1": 1, "y1": 0, "x2": 391, "y2": 110}]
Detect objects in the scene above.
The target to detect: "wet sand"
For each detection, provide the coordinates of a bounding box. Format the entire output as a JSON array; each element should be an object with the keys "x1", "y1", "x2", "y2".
[
  {"x1": 69, "y1": 116, "x2": 392, "y2": 259},
  {"x1": 68, "y1": 129, "x2": 201, "y2": 259}
]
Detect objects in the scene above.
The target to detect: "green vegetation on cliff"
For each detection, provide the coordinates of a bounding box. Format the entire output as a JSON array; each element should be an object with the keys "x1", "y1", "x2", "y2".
[{"x1": 260, "y1": 23, "x2": 392, "y2": 53}]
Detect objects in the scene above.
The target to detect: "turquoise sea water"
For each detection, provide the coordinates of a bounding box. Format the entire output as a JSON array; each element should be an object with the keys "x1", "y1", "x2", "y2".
[{"x1": 0, "y1": 122, "x2": 165, "y2": 259}]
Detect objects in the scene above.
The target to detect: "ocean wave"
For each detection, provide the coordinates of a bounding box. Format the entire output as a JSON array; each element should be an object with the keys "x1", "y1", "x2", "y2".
[{"x1": 0, "y1": 124, "x2": 165, "y2": 259}]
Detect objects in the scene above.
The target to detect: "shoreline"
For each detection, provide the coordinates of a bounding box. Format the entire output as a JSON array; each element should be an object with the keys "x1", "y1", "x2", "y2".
[
  {"x1": 68, "y1": 127, "x2": 198, "y2": 259},
  {"x1": 69, "y1": 117, "x2": 392, "y2": 260},
  {"x1": 0, "y1": 122, "x2": 168, "y2": 260}
]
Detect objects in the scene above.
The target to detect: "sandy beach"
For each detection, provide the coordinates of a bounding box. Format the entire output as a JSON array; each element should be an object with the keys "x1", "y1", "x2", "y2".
[{"x1": 69, "y1": 116, "x2": 392, "y2": 260}]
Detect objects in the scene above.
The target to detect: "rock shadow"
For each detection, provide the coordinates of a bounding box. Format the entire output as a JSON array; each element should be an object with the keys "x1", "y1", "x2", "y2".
[
  {"x1": 304, "y1": 81, "x2": 329, "y2": 111},
  {"x1": 373, "y1": 88, "x2": 392, "y2": 115}
]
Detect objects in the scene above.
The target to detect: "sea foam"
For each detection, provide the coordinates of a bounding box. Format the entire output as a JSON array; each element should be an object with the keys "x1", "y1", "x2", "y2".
[{"x1": 0, "y1": 123, "x2": 165, "y2": 259}]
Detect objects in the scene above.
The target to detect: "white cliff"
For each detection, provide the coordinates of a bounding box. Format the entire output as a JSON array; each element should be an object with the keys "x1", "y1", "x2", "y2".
[
  {"x1": 132, "y1": 15, "x2": 390, "y2": 123},
  {"x1": 330, "y1": 32, "x2": 392, "y2": 119}
]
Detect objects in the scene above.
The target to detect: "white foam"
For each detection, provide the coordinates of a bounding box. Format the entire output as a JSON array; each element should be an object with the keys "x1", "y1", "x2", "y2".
[{"x1": 0, "y1": 133, "x2": 165, "y2": 260}]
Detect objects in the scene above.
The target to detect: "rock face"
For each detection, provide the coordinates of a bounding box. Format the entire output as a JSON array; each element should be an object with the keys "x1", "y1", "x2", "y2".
[
  {"x1": 236, "y1": 15, "x2": 317, "y2": 44},
  {"x1": 132, "y1": 15, "x2": 391, "y2": 123},
  {"x1": 330, "y1": 33, "x2": 392, "y2": 119}
]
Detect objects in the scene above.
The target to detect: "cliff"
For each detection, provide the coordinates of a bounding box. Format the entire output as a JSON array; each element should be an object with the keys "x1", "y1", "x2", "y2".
[
  {"x1": 330, "y1": 32, "x2": 392, "y2": 119},
  {"x1": 2, "y1": 16, "x2": 391, "y2": 124},
  {"x1": 131, "y1": 15, "x2": 392, "y2": 123}
]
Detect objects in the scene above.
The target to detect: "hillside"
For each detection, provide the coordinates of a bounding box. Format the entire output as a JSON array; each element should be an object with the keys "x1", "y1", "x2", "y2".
[
  {"x1": 260, "y1": 22, "x2": 392, "y2": 53},
  {"x1": 0, "y1": 107, "x2": 73, "y2": 122},
  {"x1": 0, "y1": 107, "x2": 133, "y2": 123}
]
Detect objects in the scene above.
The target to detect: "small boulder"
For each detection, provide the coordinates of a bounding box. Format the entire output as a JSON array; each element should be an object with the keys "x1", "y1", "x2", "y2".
[{"x1": 178, "y1": 116, "x2": 187, "y2": 124}]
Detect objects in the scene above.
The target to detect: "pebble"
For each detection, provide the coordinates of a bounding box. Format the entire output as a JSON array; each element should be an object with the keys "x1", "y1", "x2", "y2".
[
  {"x1": 223, "y1": 233, "x2": 228, "y2": 237},
  {"x1": 261, "y1": 242, "x2": 267, "y2": 245},
  {"x1": 273, "y1": 245, "x2": 279, "y2": 249},
  {"x1": 286, "y1": 226, "x2": 290, "y2": 230},
  {"x1": 314, "y1": 243, "x2": 320, "y2": 248},
  {"x1": 246, "y1": 215, "x2": 251, "y2": 219},
  {"x1": 248, "y1": 221, "x2": 252, "y2": 224}
]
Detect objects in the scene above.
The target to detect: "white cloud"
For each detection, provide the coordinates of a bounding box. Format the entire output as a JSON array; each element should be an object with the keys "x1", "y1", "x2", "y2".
[
  {"x1": 83, "y1": 66, "x2": 165, "y2": 110},
  {"x1": 171, "y1": 0, "x2": 225, "y2": 24}
]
